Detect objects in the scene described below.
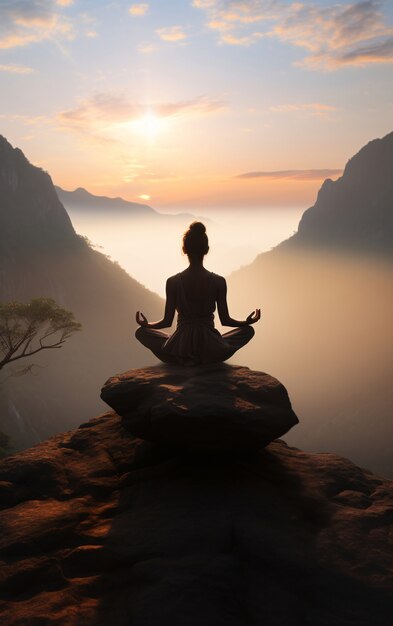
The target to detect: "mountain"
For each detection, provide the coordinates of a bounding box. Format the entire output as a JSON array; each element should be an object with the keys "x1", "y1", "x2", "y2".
[
  {"x1": 228, "y1": 131, "x2": 393, "y2": 476},
  {"x1": 0, "y1": 135, "x2": 163, "y2": 450},
  {"x1": 0, "y1": 387, "x2": 392, "y2": 625},
  {"x1": 278, "y1": 130, "x2": 393, "y2": 255},
  {"x1": 0, "y1": 140, "x2": 76, "y2": 255},
  {"x1": 55, "y1": 186, "x2": 157, "y2": 215}
]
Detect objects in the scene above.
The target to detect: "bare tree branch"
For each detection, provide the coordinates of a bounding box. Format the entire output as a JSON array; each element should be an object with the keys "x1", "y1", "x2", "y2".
[{"x1": 0, "y1": 298, "x2": 81, "y2": 372}]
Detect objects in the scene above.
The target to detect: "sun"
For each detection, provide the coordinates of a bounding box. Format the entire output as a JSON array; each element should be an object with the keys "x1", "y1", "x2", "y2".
[
  {"x1": 106, "y1": 111, "x2": 168, "y2": 143},
  {"x1": 133, "y1": 113, "x2": 166, "y2": 140}
]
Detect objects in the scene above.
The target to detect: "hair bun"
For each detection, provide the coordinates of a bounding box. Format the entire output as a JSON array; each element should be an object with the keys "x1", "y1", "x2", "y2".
[
  {"x1": 182, "y1": 221, "x2": 209, "y2": 257},
  {"x1": 189, "y1": 221, "x2": 206, "y2": 234}
]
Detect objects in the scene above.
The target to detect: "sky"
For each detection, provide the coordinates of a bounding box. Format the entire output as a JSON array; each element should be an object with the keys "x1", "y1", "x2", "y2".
[{"x1": 1, "y1": 0, "x2": 393, "y2": 209}]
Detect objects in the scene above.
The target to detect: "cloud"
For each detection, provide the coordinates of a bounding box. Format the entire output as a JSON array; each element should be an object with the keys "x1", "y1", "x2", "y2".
[
  {"x1": 0, "y1": 63, "x2": 35, "y2": 74},
  {"x1": 193, "y1": 0, "x2": 393, "y2": 69},
  {"x1": 0, "y1": 113, "x2": 49, "y2": 128},
  {"x1": 154, "y1": 96, "x2": 225, "y2": 117},
  {"x1": 269, "y1": 103, "x2": 336, "y2": 112},
  {"x1": 56, "y1": 0, "x2": 74, "y2": 6},
  {"x1": 137, "y1": 41, "x2": 157, "y2": 54},
  {"x1": 57, "y1": 93, "x2": 226, "y2": 138},
  {"x1": 128, "y1": 3, "x2": 149, "y2": 16},
  {"x1": 269, "y1": 102, "x2": 337, "y2": 118},
  {"x1": 156, "y1": 26, "x2": 188, "y2": 42},
  {"x1": 193, "y1": 0, "x2": 278, "y2": 44},
  {"x1": 271, "y1": 1, "x2": 393, "y2": 70},
  {"x1": 236, "y1": 169, "x2": 342, "y2": 180},
  {"x1": 193, "y1": 0, "x2": 277, "y2": 25},
  {"x1": 337, "y1": 34, "x2": 393, "y2": 65},
  {"x1": 79, "y1": 11, "x2": 99, "y2": 39},
  {"x1": 58, "y1": 94, "x2": 137, "y2": 132},
  {"x1": 221, "y1": 31, "x2": 263, "y2": 45},
  {"x1": 0, "y1": 0, "x2": 75, "y2": 49}
]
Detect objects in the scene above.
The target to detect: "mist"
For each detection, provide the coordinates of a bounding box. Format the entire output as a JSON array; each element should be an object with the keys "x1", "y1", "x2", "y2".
[
  {"x1": 228, "y1": 249, "x2": 393, "y2": 477},
  {"x1": 67, "y1": 207, "x2": 304, "y2": 296},
  {"x1": 63, "y1": 205, "x2": 393, "y2": 476}
]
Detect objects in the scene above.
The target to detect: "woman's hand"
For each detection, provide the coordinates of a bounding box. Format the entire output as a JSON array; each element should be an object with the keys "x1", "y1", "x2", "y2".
[
  {"x1": 136, "y1": 311, "x2": 149, "y2": 327},
  {"x1": 245, "y1": 309, "x2": 261, "y2": 325}
]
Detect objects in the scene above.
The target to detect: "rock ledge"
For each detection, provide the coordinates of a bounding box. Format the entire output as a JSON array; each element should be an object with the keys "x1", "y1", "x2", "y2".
[{"x1": 100, "y1": 364, "x2": 299, "y2": 449}]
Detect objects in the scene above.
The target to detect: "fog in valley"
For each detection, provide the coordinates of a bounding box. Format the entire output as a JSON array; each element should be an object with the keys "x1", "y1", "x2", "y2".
[
  {"x1": 228, "y1": 250, "x2": 393, "y2": 476},
  {"x1": 67, "y1": 207, "x2": 304, "y2": 296},
  {"x1": 67, "y1": 206, "x2": 393, "y2": 477}
]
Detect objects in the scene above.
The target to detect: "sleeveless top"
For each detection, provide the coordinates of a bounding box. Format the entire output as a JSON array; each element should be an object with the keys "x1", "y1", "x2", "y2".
[{"x1": 161, "y1": 272, "x2": 234, "y2": 366}]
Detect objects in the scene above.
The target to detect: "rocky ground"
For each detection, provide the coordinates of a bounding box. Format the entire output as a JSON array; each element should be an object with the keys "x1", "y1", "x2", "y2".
[{"x1": 0, "y1": 366, "x2": 392, "y2": 625}]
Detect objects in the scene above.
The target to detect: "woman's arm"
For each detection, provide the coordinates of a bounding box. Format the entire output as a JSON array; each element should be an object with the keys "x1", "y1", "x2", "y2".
[
  {"x1": 136, "y1": 277, "x2": 176, "y2": 329},
  {"x1": 217, "y1": 276, "x2": 261, "y2": 327}
]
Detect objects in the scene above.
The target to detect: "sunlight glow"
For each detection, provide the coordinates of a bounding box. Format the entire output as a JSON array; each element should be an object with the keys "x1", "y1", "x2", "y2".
[{"x1": 133, "y1": 113, "x2": 167, "y2": 140}]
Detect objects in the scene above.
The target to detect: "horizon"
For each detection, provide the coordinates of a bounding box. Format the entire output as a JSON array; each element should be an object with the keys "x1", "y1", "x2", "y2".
[{"x1": 1, "y1": 0, "x2": 393, "y2": 209}]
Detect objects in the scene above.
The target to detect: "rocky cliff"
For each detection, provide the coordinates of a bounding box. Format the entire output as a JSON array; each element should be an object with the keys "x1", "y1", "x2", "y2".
[
  {"x1": 228, "y1": 131, "x2": 393, "y2": 476},
  {"x1": 0, "y1": 136, "x2": 163, "y2": 450},
  {"x1": 278, "y1": 130, "x2": 393, "y2": 254},
  {"x1": 0, "y1": 136, "x2": 77, "y2": 256},
  {"x1": 0, "y1": 366, "x2": 392, "y2": 625}
]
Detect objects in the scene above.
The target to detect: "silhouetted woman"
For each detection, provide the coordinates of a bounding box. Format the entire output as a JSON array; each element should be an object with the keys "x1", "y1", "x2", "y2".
[{"x1": 135, "y1": 221, "x2": 260, "y2": 365}]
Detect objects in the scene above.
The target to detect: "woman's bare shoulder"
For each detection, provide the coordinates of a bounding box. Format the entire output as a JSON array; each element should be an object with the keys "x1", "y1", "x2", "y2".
[
  {"x1": 211, "y1": 272, "x2": 226, "y2": 287},
  {"x1": 166, "y1": 274, "x2": 181, "y2": 289},
  {"x1": 167, "y1": 272, "x2": 181, "y2": 281}
]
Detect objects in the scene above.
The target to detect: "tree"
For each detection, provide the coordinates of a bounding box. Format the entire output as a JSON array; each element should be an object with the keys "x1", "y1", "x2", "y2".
[{"x1": 0, "y1": 297, "x2": 81, "y2": 372}]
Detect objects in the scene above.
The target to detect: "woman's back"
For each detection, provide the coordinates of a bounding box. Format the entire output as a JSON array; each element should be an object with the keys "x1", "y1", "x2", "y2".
[{"x1": 175, "y1": 270, "x2": 218, "y2": 323}]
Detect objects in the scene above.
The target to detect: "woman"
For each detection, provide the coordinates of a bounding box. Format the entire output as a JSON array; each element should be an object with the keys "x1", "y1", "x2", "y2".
[{"x1": 135, "y1": 221, "x2": 260, "y2": 365}]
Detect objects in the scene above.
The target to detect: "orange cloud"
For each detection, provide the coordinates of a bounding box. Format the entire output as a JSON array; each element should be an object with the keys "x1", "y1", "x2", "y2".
[
  {"x1": 236, "y1": 169, "x2": 342, "y2": 181},
  {"x1": 137, "y1": 41, "x2": 157, "y2": 53},
  {"x1": 337, "y1": 35, "x2": 393, "y2": 66},
  {"x1": 156, "y1": 26, "x2": 188, "y2": 42},
  {"x1": 57, "y1": 93, "x2": 226, "y2": 139},
  {"x1": 221, "y1": 31, "x2": 263, "y2": 45},
  {"x1": 0, "y1": 0, "x2": 74, "y2": 49},
  {"x1": 269, "y1": 102, "x2": 337, "y2": 119},
  {"x1": 128, "y1": 3, "x2": 149, "y2": 17},
  {"x1": 0, "y1": 63, "x2": 35, "y2": 74},
  {"x1": 272, "y1": 1, "x2": 393, "y2": 70},
  {"x1": 269, "y1": 103, "x2": 336, "y2": 112},
  {"x1": 194, "y1": 0, "x2": 393, "y2": 69}
]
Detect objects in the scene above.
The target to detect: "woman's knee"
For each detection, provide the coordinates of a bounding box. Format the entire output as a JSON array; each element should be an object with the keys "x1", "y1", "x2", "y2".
[
  {"x1": 245, "y1": 324, "x2": 255, "y2": 338},
  {"x1": 135, "y1": 326, "x2": 145, "y2": 342}
]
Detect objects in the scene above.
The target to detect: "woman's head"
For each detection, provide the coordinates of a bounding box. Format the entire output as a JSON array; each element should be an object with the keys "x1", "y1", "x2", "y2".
[{"x1": 182, "y1": 222, "x2": 209, "y2": 258}]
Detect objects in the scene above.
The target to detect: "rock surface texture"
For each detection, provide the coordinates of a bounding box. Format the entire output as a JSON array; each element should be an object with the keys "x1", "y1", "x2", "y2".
[
  {"x1": 1, "y1": 407, "x2": 393, "y2": 625},
  {"x1": 0, "y1": 413, "x2": 393, "y2": 626},
  {"x1": 100, "y1": 364, "x2": 299, "y2": 450}
]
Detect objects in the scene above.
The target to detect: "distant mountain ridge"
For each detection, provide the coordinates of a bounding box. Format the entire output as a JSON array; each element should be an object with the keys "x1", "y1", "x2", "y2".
[
  {"x1": 0, "y1": 136, "x2": 162, "y2": 450},
  {"x1": 277, "y1": 130, "x2": 393, "y2": 255},
  {"x1": 55, "y1": 185, "x2": 156, "y2": 215}
]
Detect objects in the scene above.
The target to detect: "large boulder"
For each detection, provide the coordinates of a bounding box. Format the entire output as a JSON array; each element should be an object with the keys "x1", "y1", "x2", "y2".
[{"x1": 100, "y1": 364, "x2": 299, "y2": 449}]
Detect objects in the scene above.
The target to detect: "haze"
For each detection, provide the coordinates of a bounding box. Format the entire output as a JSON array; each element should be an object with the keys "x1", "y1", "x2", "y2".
[
  {"x1": 65, "y1": 201, "x2": 393, "y2": 476},
  {"x1": 67, "y1": 206, "x2": 304, "y2": 295}
]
